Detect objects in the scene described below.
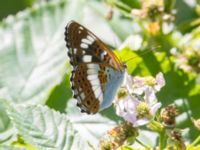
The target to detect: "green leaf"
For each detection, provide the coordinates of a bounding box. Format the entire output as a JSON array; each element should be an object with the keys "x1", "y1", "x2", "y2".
[
  {"x1": 0, "y1": 145, "x2": 28, "y2": 150},
  {"x1": 0, "y1": 0, "x2": 71, "y2": 104},
  {"x1": 0, "y1": 103, "x2": 14, "y2": 144},
  {"x1": 0, "y1": 0, "x2": 34, "y2": 20},
  {"x1": 120, "y1": 0, "x2": 140, "y2": 9},
  {"x1": 65, "y1": 98, "x2": 117, "y2": 144},
  {"x1": 46, "y1": 74, "x2": 72, "y2": 113},
  {"x1": 0, "y1": 89, "x2": 16, "y2": 144},
  {"x1": 5, "y1": 103, "x2": 79, "y2": 150},
  {"x1": 4, "y1": 101, "x2": 116, "y2": 150},
  {"x1": 175, "y1": 0, "x2": 198, "y2": 29}
]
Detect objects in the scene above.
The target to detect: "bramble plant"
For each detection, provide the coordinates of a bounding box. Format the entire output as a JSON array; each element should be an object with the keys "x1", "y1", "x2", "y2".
[{"x1": 0, "y1": 0, "x2": 200, "y2": 150}]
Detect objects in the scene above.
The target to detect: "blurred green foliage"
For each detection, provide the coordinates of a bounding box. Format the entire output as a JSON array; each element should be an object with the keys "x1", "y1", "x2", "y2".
[
  {"x1": 0, "y1": 0, "x2": 200, "y2": 149},
  {"x1": 0, "y1": 0, "x2": 37, "y2": 20}
]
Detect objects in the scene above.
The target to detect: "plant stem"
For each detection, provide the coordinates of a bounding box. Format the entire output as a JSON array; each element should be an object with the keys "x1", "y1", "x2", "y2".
[
  {"x1": 187, "y1": 135, "x2": 200, "y2": 149},
  {"x1": 159, "y1": 132, "x2": 165, "y2": 150},
  {"x1": 135, "y1": 138, "x2": 150, "y2": 149},
  {"x1": 108, "y1": 0, "x2": 132, "y2": 13}
]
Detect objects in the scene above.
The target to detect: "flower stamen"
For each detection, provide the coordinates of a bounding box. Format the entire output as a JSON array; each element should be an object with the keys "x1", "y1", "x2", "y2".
[{"x1": 136, "y1": 102, "x2": 152, "y2": 119}]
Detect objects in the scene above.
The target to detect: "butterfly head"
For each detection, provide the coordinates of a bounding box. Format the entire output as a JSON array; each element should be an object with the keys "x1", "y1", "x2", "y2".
[{"x1": 122, "y1": 62, "x2": 127, "y2": 69}]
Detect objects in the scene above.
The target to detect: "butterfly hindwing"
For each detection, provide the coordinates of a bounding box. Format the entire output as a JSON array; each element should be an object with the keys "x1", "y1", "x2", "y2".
[{"x1": 71, "y1": 63, "x2": 110, "y2": 114}]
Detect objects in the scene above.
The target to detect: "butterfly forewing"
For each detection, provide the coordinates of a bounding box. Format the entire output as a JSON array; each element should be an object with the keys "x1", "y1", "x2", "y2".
[
  {"x1": 65, "y1": 20, "x2": 124, "y2": 114},
  {"x1": 65, "y1": 21, "x2": 122, "y2": 70}
]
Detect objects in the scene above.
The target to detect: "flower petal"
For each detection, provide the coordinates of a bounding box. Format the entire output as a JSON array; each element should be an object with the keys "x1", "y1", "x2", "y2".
[
  {"x1": 124, "y1": 72, "x2": 134, "y2": 94},
  {"x1": 155, "y1": 72, "x2": 165, "y2": 91},
  {"x1": 127, "y1": 96, "x2": 140, "y2": 112},
  {"x1": 115, "y1": 72, "x2": 165, "y2": 127},
  {"x1": 150, "y1": 102, "x2": 162, "y2": 115},
  {"x1": 123, "y1": 112, "x2": 137, "y2": 125},
  {"x1": 144, "y1": 87, "x2": 157, "y2": 105},
  {"x1": 134, "y1": 118, "x2": 149, "y2": 127},
  {"x1": 133, "y1": 86, "x2": 146, "y2": 95},
  {"x1": 116, "y1": 100, "x2": 125, "y2": 116},
  {"x1": 133, "y1": 76, "x2": 145, "y2": 88}
]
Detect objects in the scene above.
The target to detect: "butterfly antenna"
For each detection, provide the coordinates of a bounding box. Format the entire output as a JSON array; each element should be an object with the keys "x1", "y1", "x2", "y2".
[
  {"x1": 108, "y1": 34, "x2": 123, "y2": 62},
  {"x1": 125, "y1": 45, "x2": 161, "y2": 63},
  {"x1": 114, "y1": 35, "x2": 124, "y2": 62},
  {"x1": 118, "y1": 49, "x2": 123, "y2": 62}
]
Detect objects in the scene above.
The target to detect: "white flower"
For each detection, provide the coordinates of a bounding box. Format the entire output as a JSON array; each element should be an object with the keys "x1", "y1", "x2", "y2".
[
  {"x1": 154, "y1": 72, "x2": 165, "y2": 91},
  {"x1": 116, "y1": 87, "x2": 161, "y2": 127},
  {"x1": 123, "y1": 72, "x2": 134, "y2": 94},
  {"x1": 115, "y1": 72, "x2": 165, "y2": 127},
  {"x1": 124, "y1": 72, "x2": 165, "y2": 95}
]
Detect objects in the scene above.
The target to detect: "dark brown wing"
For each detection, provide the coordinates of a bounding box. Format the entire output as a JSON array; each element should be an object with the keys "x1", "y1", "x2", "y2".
[
  {"x1": 64, "y1": 20, "x2": 123, "y2": 114},
  {"x1": 64, "y1": 20, "x2": 122, "y2": 70},
  {"x1": 70, "y1": 63, "x2": 109, "y2": 114}
]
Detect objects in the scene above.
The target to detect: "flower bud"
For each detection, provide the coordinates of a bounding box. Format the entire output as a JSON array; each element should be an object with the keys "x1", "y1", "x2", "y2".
[
  {"x1": 100, "y1": 141, "x2": 112, "y2": 150},
  {"x1": 169, "y1": 130, "x2": 186, "y2": 150},
  {"x1": 161, "y1": 104, "x2": 177, "y2": 127},
  {"x1": 193, "y1": 118, "x2": 200, "y2": 130},
  {"x1": 100, "y1": 122, "x2": 138, "y2": 149}
]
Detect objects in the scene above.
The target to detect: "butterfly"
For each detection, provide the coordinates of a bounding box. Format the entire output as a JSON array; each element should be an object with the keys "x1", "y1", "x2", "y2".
[{"x1": 64, "y1": 20, "x2": 126, "y2": 114}]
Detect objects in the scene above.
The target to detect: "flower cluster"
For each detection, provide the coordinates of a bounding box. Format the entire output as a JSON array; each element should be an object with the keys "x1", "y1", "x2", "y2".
[
  {"x1": 170, "y1": 27, "x2": 200, "y2": 75},
  {"x1": 114, "y1": 72, "x2": 165, "y2": 127},
  {"x1": 172, "y1": 47, "x2": 200, "y2": 74},
  {"x1": 131, "y1": 0, "x2": 175, "y2": 35},
  {"x1": 100, "y1": 123, "x2": 138, "y2": 150}
]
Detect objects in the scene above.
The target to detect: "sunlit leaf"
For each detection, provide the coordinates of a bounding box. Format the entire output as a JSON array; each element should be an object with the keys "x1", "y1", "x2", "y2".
[{"x1": 4, "y1": 101, "x2": 117, "y2": 150}]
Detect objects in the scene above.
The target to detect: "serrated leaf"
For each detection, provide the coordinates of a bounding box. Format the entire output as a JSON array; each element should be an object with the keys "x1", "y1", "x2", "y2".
[
  {"x1": 0, "y1": 0, "x2": 71, "y2": 104},
  {"x1": 0, "y1": 103, "x2": 14, "y2": 144},
  {"x1": 65, "y1": 99, "x2": 117, "y2": 147},
  {"x1": 4, "y1": 101, "x2": 117, "y2": 150},
  {"x1": 0, "y1": 145, "x2": 28, "y2": 150},
  {"x1": 5, "y1": 103, "x2": 79, "y2": 150},
  {"x1": 0, "y1": 89, "x2": 16, "y2": 144}
]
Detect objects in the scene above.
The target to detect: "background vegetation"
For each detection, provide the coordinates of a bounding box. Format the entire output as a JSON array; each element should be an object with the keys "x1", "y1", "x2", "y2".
[{"x1": 0, "y1": 0, "x2": 199, "y2": 149}]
